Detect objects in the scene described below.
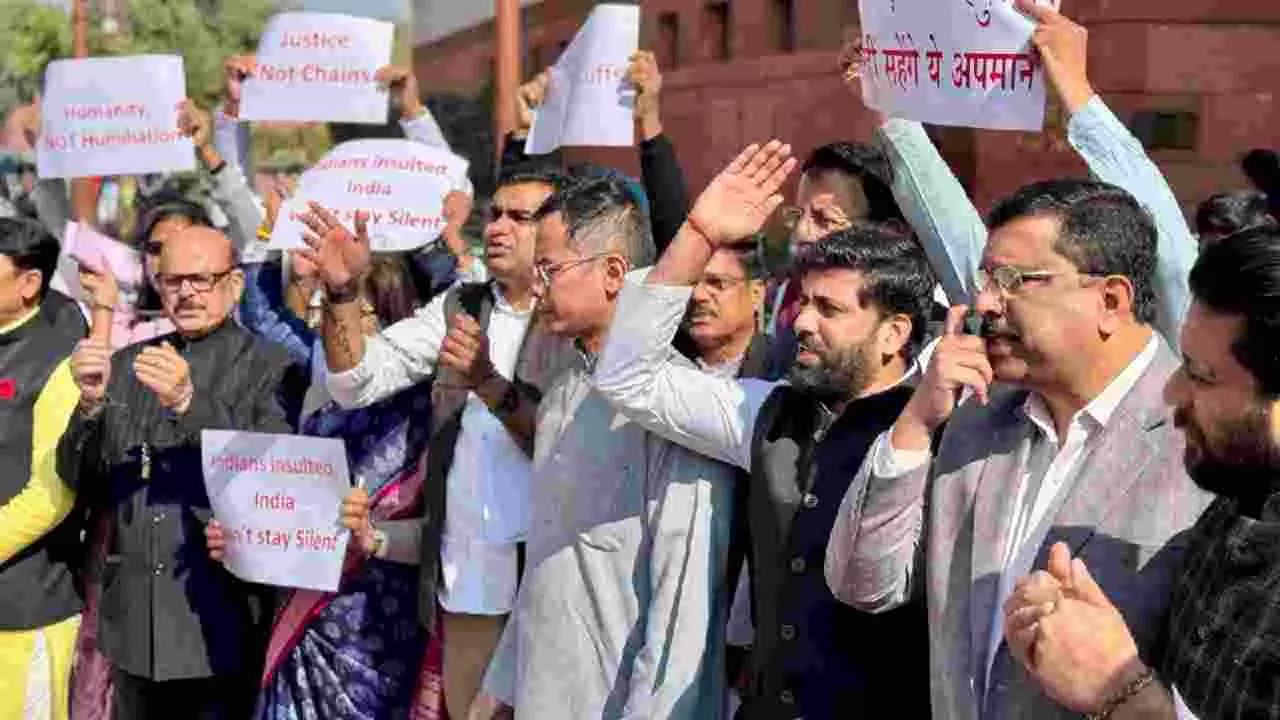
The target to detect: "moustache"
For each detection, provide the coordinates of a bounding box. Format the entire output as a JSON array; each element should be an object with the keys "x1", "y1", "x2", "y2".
[
  {"x1": 688, "y1": 305, "x2": 716, "y2": 320},
  {"x1": 980, "y1": 317, "x2": 1020, "y2": 341}
]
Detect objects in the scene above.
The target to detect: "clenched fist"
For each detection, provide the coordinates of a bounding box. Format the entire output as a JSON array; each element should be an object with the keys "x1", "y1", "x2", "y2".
[
  {"x1": 134, "y1": 342, "x2": 193, "y2": 413},
  {"x1": 71, "y1": 338, "x2": 113, "y2": 414},
  {"x1": 438, "y1": 312, "x2": 497, "y2": 389}
]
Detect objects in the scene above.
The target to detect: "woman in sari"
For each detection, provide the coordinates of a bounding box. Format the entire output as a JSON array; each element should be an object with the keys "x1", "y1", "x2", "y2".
[{"x1": 231, "y1": 247, "x2": 452, "y2": 720}]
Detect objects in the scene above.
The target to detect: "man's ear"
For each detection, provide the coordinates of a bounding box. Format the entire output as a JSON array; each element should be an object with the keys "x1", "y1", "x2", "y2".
[
  {"x1": 748, "y1": 278, "x2": 766, "y2": 312},
  {"x1": 1098, "y1": 274, "x2": 1137, "y2": 336},
  {"x1": 226, "y1": 268, "x2": 247, "y2": 305},
  {"x1": 603, "y1": 254, "x2": 629, "y2": 295},
  {"x1": 16, "y1": 269, "x2": 43, "y2": 306},
  {"x1": 878, "y1": 313, "x2": 913, "y2": 359}
]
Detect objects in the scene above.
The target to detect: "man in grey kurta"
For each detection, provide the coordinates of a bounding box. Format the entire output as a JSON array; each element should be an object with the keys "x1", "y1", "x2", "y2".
[{"x1": 468, "y1": 176, "x2": 734, "y2": 718}]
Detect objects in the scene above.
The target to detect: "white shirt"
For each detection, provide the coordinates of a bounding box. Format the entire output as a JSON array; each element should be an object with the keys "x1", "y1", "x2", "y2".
[
  {"x1": 325, "y1": 286, "x2": 534, "y2": 613},
  {"x1": 870, "y1": 334, "x2": 1160, "y2": 698}
]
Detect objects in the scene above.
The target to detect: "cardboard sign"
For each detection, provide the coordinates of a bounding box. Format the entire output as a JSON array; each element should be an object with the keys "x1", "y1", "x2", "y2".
[
  {"x1": 38, "y1": 56, "x2": 194, "y2": 179},
  {"x1": 240, "y1": 12, "x2": 394, "y2": 124},
  {"x1": 202, "y1": 430, "x2": 352, "y2": 593},
  {"x1": 269, "y1": 139, "x2": 468, "y2": 252},
  {"x1": 856, "y1": 0, "x2": 1051, "y2": 131},
  {"x1": 526, "y1": 3, "x2": 639, "y2": 154}
]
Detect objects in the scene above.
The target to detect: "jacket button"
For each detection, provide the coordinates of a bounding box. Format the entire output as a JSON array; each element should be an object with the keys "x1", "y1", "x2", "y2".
[
  {"x1": 153, "y1": 563, "x2": 165, "y2": 576},
  {"x1": 801, "y1": 493, "x2": 819, "y2": 509},
  {"x1": 789, "y1": 556, "x2": 807, "y2": 574},
  {"x1": 780, "y1": 624, "x2": 797, "y2": 641},
  {"x1": 153, "y1": 513, "x2": 164, "y2": 524},
  {"x1": 779, "y1": 690, "x2": 795, "y2": 705}
]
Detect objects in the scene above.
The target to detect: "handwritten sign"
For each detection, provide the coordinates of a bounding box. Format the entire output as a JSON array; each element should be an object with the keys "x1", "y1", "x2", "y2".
[
  {"x1": 856, "y1": 0, "x2": 1050, "y2": 131},
  {"x1": 48, "y1": 221, "x2": 146, "y2": 318},
  {"x1": 38, "y1": 56, "x2": 194, "y2": 179},
  {"x1": 202, "y1": 430, "x2": 352, "y2": 592},
  {"x1": 526, "y1": 3, "x2": 639, "y2": 155},
  {"x1": 240, "y1": 12, "x2": 394, "y2": 124},
  {"x1": 269, "y1": 139, "x2": 468, "y2": 252}
]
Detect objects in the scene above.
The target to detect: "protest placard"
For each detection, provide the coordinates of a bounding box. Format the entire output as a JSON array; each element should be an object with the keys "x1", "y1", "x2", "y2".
[
  {"x1": 269, "y1": 138, "x2": 468, "y2": 252},
  {"x1": 856, "y1": 0, "x2": 1051, "y2": 131},
  {"x1": 48, "y1": 221, "x2": 147, "y2": 321},
  {"x1": 525, "y1": 3, "x2": 639, "y2": 155},
  {"x1": 240, "y1": 12, "x2": 394, "y2": 124},
  {"x1": 37, "y1": 56, "x2": 194, "y2": 179},
  {"x1": 202, "y1": 430, "x2": 352, "y2": 592}
]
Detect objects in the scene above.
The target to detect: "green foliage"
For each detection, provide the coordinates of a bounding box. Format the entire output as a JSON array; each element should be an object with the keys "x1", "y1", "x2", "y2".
[{"x1": 0, "y1": 0, "x2": 273, "y2": 117}]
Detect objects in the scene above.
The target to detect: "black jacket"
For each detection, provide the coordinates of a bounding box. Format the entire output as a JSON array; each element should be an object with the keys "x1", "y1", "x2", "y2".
[{"x1": 58, "y1": 321, "x2": 307, "y2": 681}]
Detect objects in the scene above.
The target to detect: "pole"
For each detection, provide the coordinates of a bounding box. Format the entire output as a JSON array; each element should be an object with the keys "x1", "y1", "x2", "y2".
[
  {"x1": 70, "y1": 0, "x2": 99, "y2": 226},
  {"x1": 72, "y1": 0, "x2": 89, "y2": 58},
  {"x1": 494, "y1": 0, "x2": 521, "y2": 163}
]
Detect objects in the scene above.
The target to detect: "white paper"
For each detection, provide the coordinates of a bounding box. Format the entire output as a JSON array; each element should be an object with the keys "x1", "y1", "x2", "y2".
[
  {"x1": 270, "y1": 138, "x2": 469, "y2": 252},
  {"x1": 525, "y1": 3, "x2": 639, "y2": 154},
  {"x1": 241, "y1": 12, "x2": 394, "y2": 124},
  {"x1": 857, "y1": 0, "x2": 1049, "y2": 131},
  {"x1": 37, "y1": 56, "x2": 194, "y2": 179},
  {"x1": 201, "y1": 430, "x2": 352, "y2": 593},
  {"x1": 48, "y1": 221, "x2": 146, "y2": 321}
]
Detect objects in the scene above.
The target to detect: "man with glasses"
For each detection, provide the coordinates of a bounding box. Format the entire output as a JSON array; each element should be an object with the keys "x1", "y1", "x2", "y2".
[
  {"x1": 461, "y1": 175, "x2": 736, "y2": 719},
  {"x1": 59, "y1": 226, "x2": 306, "y2": 719},
  {"x1": 300, "y1": 167, "x2": 563, "y2": 719},
  {"x1": 825, "y1": 179, "x2": 1213, "y2": 719}
]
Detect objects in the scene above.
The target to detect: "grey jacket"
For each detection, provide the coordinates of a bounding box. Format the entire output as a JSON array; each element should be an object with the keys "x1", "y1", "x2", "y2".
[{"x1": 825, "y1": 340, "x2": 1212, "y2": 720}]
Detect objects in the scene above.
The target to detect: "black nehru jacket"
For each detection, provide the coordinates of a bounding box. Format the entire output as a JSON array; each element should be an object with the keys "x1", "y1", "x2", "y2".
[{"x1": 58, "y1": 321, "x2": 307, "y2": 681}]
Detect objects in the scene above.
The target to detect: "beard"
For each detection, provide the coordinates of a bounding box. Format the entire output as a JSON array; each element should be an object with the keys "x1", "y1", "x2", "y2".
[
  {"x1": 787, "y1": 334, "x2": 876, "y2": 403},
  {"x1": 1177, "y1": 401, "x2": 1280, "y2": 515}
]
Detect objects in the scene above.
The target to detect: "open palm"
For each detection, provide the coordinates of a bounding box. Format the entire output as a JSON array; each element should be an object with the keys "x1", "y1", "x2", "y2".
[
  {"x1": 689, "y1": 140, "x2": 797, "y2": 245},
  {"x1": 294, "y1": 202, "x2": 371, "y2": 292}
]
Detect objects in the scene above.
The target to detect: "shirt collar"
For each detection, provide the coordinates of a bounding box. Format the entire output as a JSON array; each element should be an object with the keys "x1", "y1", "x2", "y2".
[
  {"x1": 0, "y1": 306, "x2": 40, "y2": 336},
  {"x1": 491, "y1": 284, "x2": 535, "y2": 316},
  {"x1": 1023, "y1": 333, "x2": 1160, "y2": 441}
]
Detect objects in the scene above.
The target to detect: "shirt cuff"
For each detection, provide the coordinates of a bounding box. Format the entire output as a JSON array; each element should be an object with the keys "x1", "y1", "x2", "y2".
[
  {"x1": 1172, "y1": 686, "x2": 1201, "y2": 720},
  {"x1": 325, "y1": 358, "x2": 375, "y2": 407},
  {"x1": 871, "y1": 431, "x2": 931, "y2": 479},
  {"x1": 1065, "y1": 94, "x2": 1126, "y2": 152}
]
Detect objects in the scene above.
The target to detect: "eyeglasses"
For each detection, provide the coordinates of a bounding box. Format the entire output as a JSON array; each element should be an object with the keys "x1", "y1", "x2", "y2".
[
  {"x1": 778, "y1": 204, "x2": 853, "y2": 234},
  {"x1": 156, "y1": 270, "x2": 233, "y2": 294},
  {"x1": 487, "y1": 205, "x2": 539, "y2": 226},
  {"x1": 975, "y1": 266, "x2": 1065, "y2": 296},
  {"x1": 534, "y1": 253, "x2": 615, "y2": 288}
]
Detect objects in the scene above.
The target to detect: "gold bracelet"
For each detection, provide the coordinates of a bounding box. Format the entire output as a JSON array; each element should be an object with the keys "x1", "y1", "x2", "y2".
[{"x1": 1086, "y1": 667, "x2": 1157, "y2": 720}]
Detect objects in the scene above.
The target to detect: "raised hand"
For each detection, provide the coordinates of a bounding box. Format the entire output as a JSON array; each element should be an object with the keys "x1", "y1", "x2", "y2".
[
  {"x1": 292, "y1": 202, "x2": 372, "y2": 296},
  {"x1": 341, "y1": 487, "x2": 376, "y2": 556},
  {"x1": 894, "y1": 305, "x2": 994, "y2": 450},
  {"x1": 79, "y1": 262, "x2": 120, "y2": 311},
  {"x1": 628, "y1": 50, "x2": 663, "y2": 139},
  {"x1": 205, "y1": 519, "x2": 228, "y2": 562},
  {"x1": 438, "y1": 312, "x2": 497, "y2": 389},
  {"x1": 177, "y1": 98, "x2": 214, "y2": 149},
  {"x1": 1017, "y1": 0, "x2": 1093, "y2": 113},
  {"x1": 443, "y1": 190, "x2": 473, "y2": 231},
  {"x1": 515, "y1": 71, "x2": 550, "y2": 137},
  {"x1": 71, "y1": 338, "x2": 113, "y2": 413},
  {"x1": 133, "y1": 341, "x2": 193, "y2": 413},
  {"x1": 222, "y1": 55, "x2": 256, "y2": 119},
  {"x1": 374, "y1": 65, "x2": 425, "y2": 120},
  {"x1": 687, "y1": 140, "x2": 798, "y2": 246}
]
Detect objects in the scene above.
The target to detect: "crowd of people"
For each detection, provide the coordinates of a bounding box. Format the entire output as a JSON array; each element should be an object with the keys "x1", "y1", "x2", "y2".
[{"x1": 2, "y1": 2, "x2": 1280, "y2": 719}]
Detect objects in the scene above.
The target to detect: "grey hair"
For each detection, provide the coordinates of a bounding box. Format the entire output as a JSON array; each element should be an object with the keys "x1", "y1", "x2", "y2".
[{"x1": 544, "y1": 175, "x2": 655, "y2": 267}]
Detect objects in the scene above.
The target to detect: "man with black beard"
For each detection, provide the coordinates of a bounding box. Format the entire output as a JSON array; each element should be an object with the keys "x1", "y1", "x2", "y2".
[
  {"x1": 595, "y1": 140, "x2": 935, "y2": 720},
  {"x1": 1003, "y1": 228, "x2": 1280, "y2": 720}
]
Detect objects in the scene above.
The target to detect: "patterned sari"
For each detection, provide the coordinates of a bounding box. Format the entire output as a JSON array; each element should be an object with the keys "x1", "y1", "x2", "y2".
[{"x1": 255, "y1": 382, "x2": 443, "y2": 720}]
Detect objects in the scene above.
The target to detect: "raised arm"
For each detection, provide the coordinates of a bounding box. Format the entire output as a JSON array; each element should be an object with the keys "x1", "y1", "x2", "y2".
[
  {"x1": 596, "y1": 141, "x2": 798, "y2": 470},
  {"x1": 1019, "y1": 0, "x2": 1195, "y2": 340},
  {"x1": 239, "y1": 258, "x2": 316, "y2": 368},
  {"x1": 629, "y1": 51, "x2": 690, "y2": 252}
]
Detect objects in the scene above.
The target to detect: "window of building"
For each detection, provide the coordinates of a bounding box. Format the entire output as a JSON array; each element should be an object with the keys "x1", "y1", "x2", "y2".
[
  {"x1": 771, "y1": 0, "x2": 796, "y2": 53},
  {"x1": 658, "y1": 12, "x2": 681, "y2": 69},
  {"x1": 1131, "y1": 110, "x2": 1200, "y2": 151},
  {"x1": 703, "y1": 1, "x2": 732, "y2": 62}
]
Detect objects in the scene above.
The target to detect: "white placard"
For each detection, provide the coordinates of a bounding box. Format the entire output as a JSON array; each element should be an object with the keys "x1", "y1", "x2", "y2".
[
  {"x1": 857, "y1": 0, "x2": 1050, "y2": 131},
  {"x1": 526, "y1": 3, "x2": 639, "y2": 155},
  {"x1": 48, "y1": 221, "x2": 146, "y2": 321},
  {"x1": 241, "y1": 12, "x2": 394, "y2": 124},
  {"x1": 202, "y1": 430, "x2": 352, "y2": 592},
  {"x1": 269, "y1": 139, "x2": 469, "y2": 252},
  {"x1": 38, "y1": 56, "x2": 194, "y2": 179}
]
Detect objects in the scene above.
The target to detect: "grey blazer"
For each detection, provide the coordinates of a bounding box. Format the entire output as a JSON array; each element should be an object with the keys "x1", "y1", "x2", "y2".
[{"x1": 826, "y1": 339, "x2": 1212, "y2": 720}]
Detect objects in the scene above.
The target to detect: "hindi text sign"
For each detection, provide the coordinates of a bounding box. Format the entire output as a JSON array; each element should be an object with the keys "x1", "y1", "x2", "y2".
[
  {"x1": 526, "y1": 3, "x2": 639, "y2": 155},
  {"x1": 857, "y1": 0, "x2": 1050, "y2": 131},
  {"x1": 38, "y1": 56, "x2": 194, "y2": 179},
  {"x1": 241, "y1": 12, "x2": 394, "y2": 124},
  {"x1": 202, "y1": 430, "x2": 352, "y2": 593},
  {"x1": 269, "y1": 139, "x2": 468, "y2": 252}
]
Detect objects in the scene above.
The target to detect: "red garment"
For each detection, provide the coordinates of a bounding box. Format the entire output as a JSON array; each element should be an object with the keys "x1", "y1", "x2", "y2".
[{"x1": 775, "y1": 280, "x2": 802, "y2": 335}]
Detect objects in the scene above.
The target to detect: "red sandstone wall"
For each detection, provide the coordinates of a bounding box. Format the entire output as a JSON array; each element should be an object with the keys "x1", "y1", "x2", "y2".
[{"x1": 414, "y1": 0, "x2": 1280, "y2": 216}]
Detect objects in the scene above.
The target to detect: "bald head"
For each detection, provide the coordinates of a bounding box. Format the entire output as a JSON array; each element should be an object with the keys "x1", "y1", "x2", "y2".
[
  {"x1": 157, "y1": 226, "x2": 243, "y2": 337},
  {"x1": 160, "y1": 225, "x2": 235, "y2": 275}
]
